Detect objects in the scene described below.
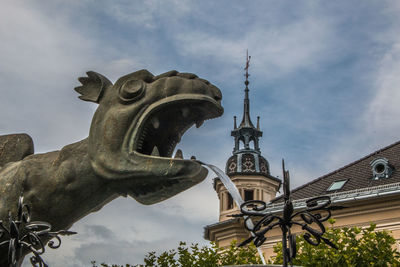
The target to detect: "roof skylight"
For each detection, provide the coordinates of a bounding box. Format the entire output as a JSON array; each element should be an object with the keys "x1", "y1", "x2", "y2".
[{"x1": 327, "y1": 180, "x2": 347, "y2": 191}]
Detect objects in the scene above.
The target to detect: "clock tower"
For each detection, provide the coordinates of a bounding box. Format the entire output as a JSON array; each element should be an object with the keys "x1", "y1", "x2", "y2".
[{"x1": 204, "y1": 52, "x2": 281, "y2": 247}]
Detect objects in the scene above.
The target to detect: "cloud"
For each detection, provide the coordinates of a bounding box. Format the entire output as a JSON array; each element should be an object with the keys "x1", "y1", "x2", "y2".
[
  {"x1": 102, "y1": 0, "x2": 191, "y2": 29},
  {"x1": 173, "y1": 6, "x2": 337, "y2": 81},
  {"x1": 75, "y1": 240, "x2": 153, "y2": 266},
  {"x1": 0, "y1": 0, "x2": 98, "y2": 151},
  {"x1": 318, "y1": 5, "x2": 400, "y2": 172},
  {"x1": 84, "y1": 225, "x2": 116, "y2": 240},
  {"x1": 0, "y1": 1, "x2": 93, "y2": 82},
  {"x1": 36, "y1": 193, "x2": 217, "y2": 266},
  {"x1": 364, "y1": 41, "x2": 400, "y2": 143}
]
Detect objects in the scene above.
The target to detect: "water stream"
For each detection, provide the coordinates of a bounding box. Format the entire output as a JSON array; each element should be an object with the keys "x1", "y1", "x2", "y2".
[{"x1": 200, "y1": 162, "x2": 267, "y2": 265}]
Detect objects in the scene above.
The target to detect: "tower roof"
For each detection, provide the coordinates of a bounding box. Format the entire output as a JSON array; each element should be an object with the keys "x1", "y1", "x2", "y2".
[
  {"x1": 231, "y1": 50, "x2": 263, "y2": 154},
  {"x1": 227, "y1": 51, "x2": 272, "y2": 177}
]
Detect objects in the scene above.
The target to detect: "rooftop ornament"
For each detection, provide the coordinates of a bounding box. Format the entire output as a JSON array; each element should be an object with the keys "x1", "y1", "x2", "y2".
[
  {"x1": 236, "y1": 160, "x2": 342, "y2": 267},
  {"x1": 0, "y1": 196, "x2": 76, "y2": 267}
]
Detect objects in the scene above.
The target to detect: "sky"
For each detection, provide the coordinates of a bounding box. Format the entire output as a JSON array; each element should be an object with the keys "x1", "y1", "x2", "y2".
[{"x1": 1, "y1": 0, "x2": 400, "y2": 266}]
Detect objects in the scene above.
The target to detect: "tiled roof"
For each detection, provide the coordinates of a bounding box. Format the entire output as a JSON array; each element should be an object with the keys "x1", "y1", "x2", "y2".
[{"x1": 272, "y1": 140, "x2": 400, "y2": 203}]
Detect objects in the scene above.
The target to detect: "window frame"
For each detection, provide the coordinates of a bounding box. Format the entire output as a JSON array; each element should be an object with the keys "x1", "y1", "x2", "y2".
[{"x1": 327, "y1": 179, "x2": 348, "y2": 192}]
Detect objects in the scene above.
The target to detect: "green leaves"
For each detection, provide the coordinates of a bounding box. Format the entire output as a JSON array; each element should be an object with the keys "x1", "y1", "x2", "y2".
[
  {"x1": 137, "y1": 240, "x2": 262, "y2": 267},
  {"x1": 271, "y1": 221, "x2": 400, "y2": 267},
  {"x1": 92, "y1": 221, "x2": 400, "y2": 267},
  {"x1": 92, "y1": 240, "x2": 262, "y2": 267}
]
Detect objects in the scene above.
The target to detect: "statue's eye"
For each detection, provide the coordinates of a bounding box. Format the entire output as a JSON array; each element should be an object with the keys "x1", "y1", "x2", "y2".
[{"x1": 119, "y1": 79, "x2": 145, "y2": 102}]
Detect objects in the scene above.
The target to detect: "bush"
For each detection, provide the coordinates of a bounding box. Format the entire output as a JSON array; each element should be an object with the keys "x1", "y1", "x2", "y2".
[
  {"x1": 271, "y1": 219, "x2": 400, "y2": 267},
  {"x1": 92, "y1": 240, "x2": 262, "y2": 267}
]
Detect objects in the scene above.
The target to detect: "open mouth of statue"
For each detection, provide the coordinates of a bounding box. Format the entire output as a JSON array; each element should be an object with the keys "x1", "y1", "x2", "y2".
[{"x1": 132, "y1": 97, "x2": 223, "y2": 159}]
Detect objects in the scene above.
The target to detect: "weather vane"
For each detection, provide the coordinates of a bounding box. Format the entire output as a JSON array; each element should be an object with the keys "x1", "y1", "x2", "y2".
[{"x1": 244, "y1": 49, "x2": 251, "y2": 82}]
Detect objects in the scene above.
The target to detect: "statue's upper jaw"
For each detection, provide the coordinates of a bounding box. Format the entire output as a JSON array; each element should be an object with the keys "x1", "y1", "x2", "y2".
[{"x1": 127, "y1": 93, "x2": 222, "y2": 161}]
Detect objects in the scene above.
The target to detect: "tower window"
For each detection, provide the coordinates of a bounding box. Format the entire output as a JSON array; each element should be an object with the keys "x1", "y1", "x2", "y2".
[
  {"x1": 249, "y1": 140, "x2": 255, "y2": 149},
  {"x1": 239, "y1": 140, "x2": 245, "y2": 150},
  {"x1": 227, "y1": 193, "x2": 234, "y2": 210},
  {"x1": 244, "y1": 190, "x2": 254, "y2": 201}
]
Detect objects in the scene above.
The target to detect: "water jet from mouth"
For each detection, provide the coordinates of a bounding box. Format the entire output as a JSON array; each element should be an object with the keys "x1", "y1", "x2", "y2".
[{"x1": 198, "y1": 161, "x2": 267, "y2": 265}]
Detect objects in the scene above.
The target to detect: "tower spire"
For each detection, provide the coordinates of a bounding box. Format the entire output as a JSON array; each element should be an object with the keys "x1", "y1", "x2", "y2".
[
  {"x1": 241, "y1": 50, "x2": 254, "y2": 128},
  {"x1": 231, "y1": 50, "x2": 263, "y2": 154}
]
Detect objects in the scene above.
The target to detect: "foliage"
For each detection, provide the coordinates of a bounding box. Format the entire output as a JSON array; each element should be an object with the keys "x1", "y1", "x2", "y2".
[
  {"x1": 91, "y1": 240, "x2": 262, "y2": 267},
  {"x1": 270, "y1": 219, "x2": 400, "y2": 267}
]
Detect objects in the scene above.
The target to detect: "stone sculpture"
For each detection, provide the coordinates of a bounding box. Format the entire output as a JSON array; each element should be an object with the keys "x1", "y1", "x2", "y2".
[{"x1": 0, "y1": 69, "x2": 223, "y2": 263}]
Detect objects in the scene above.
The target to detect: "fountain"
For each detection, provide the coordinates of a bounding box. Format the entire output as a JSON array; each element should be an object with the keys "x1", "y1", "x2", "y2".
[{"x1": 200, "y1": 162, "x2": 267, "y2": 265}]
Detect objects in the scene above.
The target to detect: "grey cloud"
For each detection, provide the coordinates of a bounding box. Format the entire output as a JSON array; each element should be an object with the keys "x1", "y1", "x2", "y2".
[
  {"x1": 74, "y1": 239, "x2": 182, "y2": 266},
  {"x1": 85, "y1": 225, "x2": 116, "y2": 241},
  {"x1": 172, "y1": 21, "x2": 335, "y2": 88},
  {"x1": 365, "y1": 41, "x2": 400, "y2": 141},
  {"x1": 102, "y1": 0, "x2": 191, "y2": 29},
  {"x1": 0, "y1": 1, "x2": 99, "y2": 151},
  {"x1": 51, "y1": 197, "x2": 215, "y2": 266}
]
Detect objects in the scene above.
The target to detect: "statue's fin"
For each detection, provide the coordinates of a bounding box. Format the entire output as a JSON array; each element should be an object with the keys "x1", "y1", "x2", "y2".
[
  {"x1": 75, "y1": 71, "x2": 112, "y2": 103},
  {"x1": 0, "y1": 134, "x2": 34, "y2": 167}
]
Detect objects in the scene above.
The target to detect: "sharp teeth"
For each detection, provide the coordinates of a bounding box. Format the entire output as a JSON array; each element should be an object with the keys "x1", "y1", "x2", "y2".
[
  {"x1": 176, "y1": 132, "x2": 182, "y2": 143},
  {"x1": 174, "y1": 149, "x2": 183, "y2": 159},
  {"x1": 152, "y1": 117, "x2": 160, "y2": 129},
  {"x1": 151, "y1": 146, "x2": 160, "y2": 156},
  {"x1": 182, "y1": 107, "x2": 189, "y2": 118},
  {"x1": 196, "y1": 120, "x2": 204, "y2": 128}
]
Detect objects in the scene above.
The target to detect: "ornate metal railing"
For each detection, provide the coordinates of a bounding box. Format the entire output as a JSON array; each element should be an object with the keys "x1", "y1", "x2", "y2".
[
  {"x1": 0, "y1": 196, "x2": 76, "y2": 267},
  {"x1": 235, "y1": 160, "x2": 343, "y2": 267}
]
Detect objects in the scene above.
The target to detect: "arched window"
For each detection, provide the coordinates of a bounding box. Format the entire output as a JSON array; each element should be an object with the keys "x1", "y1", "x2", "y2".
[
  {"x1": 244, "y1": 190, "x2": 254, "y2": 201},
  {"x1": 227, "y1": 193, "x2": 234, "y2": 210},
  {"x1": 238, "y1": 138, "x2": 245, "y2": 150},
  {"x1": 248, "y1": 139, "x2": 255, "y2": 149}
]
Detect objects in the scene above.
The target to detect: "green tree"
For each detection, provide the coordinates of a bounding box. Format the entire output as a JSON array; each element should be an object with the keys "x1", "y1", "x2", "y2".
[
  {"x1": 92, "y1": 240, "x2": 263, "y2": 267},
  {"x1": 271, "y1": 219, "x2": 400, "y2": 267}
]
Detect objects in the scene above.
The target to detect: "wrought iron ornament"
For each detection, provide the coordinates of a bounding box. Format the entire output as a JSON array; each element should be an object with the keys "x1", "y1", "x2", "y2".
[
  {"x1": 0, "y1": 196, "x2": 76, "y2": 267},
  {"x1": 237, "y1": 160, "x2": 342, "y2": 267}
]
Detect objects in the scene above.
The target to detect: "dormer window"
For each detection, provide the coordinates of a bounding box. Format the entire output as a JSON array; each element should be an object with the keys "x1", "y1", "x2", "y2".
[
  {"x1": 370, "y1": 157, "x2": 394, "y2": 180},
  {"x1": 327, "y1": 179, "x2": 348, "y2": 192}
]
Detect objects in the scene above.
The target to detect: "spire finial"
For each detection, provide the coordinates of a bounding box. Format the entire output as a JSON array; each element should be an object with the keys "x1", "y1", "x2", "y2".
[
  {"x1": 244, "y1": 49, "x2": 251, "y2": 87},
  {"x1": 241, "y1": 50, "x2": 252, "y2": 128}
]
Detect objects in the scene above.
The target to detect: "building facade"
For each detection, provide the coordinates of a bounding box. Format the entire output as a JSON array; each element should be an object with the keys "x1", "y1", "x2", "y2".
[{"x1": 204, "y1": 57, "x2": 400, "y2": 259}]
